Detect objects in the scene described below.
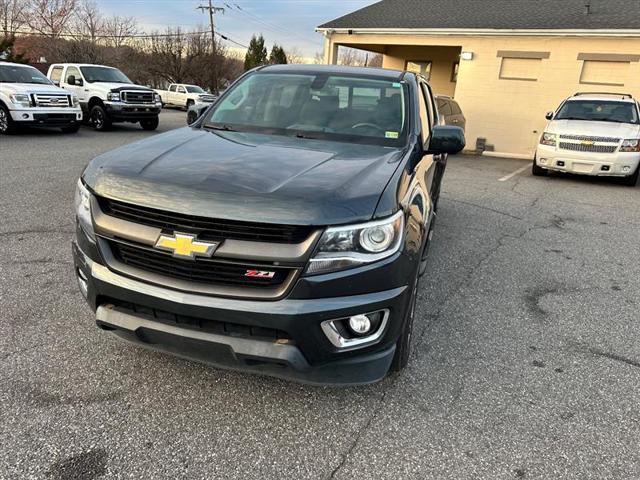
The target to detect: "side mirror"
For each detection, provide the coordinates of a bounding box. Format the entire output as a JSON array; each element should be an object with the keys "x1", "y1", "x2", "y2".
[
  {"x1": 76, "y1": 78, "x2": 84, "y2": 86},
  {"x1": 427, "y1": 125, "x2": 466, "y2": 155},
  {"x1": 545, "y1": 111, "x2": 554, "y2": 120},
  {"x1": 66, "y1": 75, "x2": 75, "y2": 85}
]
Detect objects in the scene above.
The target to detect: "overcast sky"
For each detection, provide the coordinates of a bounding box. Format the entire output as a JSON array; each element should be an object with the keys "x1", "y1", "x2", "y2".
[{"x1": 95, "y1": 0, "x2": 373, "y2": 58}]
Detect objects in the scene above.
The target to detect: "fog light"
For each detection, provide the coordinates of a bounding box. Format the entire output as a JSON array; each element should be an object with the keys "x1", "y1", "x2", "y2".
[
  {"x1": 321, "y1": 309, "x2": 390, "y2": 350},
  {"x1": 623, "y1": 166, "x2": 631, "y2": 173},
  {"x1": 539, "y1": 158, "x2": 547, "y2": 164},
  {"x1": 77, "y1": 269, "x2": 88, "y2": 298},
  {"x1": 348, "y1": 314, "x2": 371, "y2": 335}
]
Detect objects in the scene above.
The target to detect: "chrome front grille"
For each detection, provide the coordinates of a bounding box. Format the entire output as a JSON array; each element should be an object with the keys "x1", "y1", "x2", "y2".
[
  {"x1": 122, "y1": 90, "x2": 154, "y2": 104},
  {"x1": 560, "y1": 134, "x2": 620, "y2": 143},
  {"x1": 559, "y1": 143, "x2": 618, "y2": 153},
  {"x1": 32, "y1": 94, "x2": 71, "y2": 107}
]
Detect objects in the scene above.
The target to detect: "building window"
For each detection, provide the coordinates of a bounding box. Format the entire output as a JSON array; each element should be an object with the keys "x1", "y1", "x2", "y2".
[
  {"x1": 405, "y1": 61, "x2": 432, "y2": 80},
  {"x1": 451, "y1": 62, "x2": 459, "y2": 82}
]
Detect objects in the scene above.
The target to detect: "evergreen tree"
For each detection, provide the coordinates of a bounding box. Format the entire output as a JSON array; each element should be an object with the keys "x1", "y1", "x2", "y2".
[
  {"x1": 0, "y1": 36, "x2": 26, "y2": 63},
  {"x1": 269, "y1": 45, "x2": 288, "y2": 65},
  {"x1": 243, "y1": 35, "x2": 268, "y2": 71}
]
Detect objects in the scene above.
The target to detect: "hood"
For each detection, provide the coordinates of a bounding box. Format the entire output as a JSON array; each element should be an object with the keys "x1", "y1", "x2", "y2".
[
  {"x1": 88, "y1": 82, "x2": 153, "y2": 93},
  {"x1": 546, "y1": 119, "x2": 640, "y2": 139},
  {"x1": 1, "y1": 82, "x2": 71, "y2": 95},
  {"x1": 83, "y1": 128, "x2": 405, "y2": 226}
]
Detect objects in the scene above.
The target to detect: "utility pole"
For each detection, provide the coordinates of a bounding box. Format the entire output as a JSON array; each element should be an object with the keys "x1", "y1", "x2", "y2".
[{"x1": 197, "y1": 0, "x2": 224, "y2": 93}]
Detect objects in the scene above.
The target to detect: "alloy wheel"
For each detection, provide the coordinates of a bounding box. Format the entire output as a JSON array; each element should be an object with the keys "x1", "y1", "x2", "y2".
[
  {"x1": 0, "y1": 109, "x2": 8, "y2": 132},
  {"x1": 92, "y1": 110, "x2": 104, "y2": 129}
]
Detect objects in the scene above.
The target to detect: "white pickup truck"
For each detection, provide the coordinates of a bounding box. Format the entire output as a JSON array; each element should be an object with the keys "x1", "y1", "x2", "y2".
[
  {"x1": 0, "y1": 61, "x2": 83, "y2": 134},
  {"x1": 155, "y1": 84, "x2": 216, "y2": 109},
  {"x1": 48, "y1": 63, "x2": 162, "y2": 131}
]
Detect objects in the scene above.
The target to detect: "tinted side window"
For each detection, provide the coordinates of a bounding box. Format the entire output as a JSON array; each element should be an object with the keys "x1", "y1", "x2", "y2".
[
  {"x1": 418, "y1": 85, "x2": 431, "y2": 143},
  {"x1": 50, "y1": 66, "x2": 63, "y2": 83},
  {"x1": 169, "y1": 85, "x2": 176, "y2": 92},
  {"x1": 438, "y1": 99, "x2": 452, "y2": 116},
  {"x1": 421, "y1": 83, "x2": 436, "y2": 127},
  {"x1": 178, "y1": 86, "x2": 186, "y2": 93}
]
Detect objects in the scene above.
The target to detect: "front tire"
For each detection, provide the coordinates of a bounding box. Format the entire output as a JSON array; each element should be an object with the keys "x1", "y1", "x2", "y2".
[
  {"x1": 90, "y1": 105, "x2": 111, "y2": 131},
  {"x1": 140, "y1": 117, "x2": 159, "y2": 131},
  {"x1": 186, "y1": 99, "x2": 194, "y2": 111},
  {"x1": 0, "y1": 104, "x2": 16, "y2": 134},
  {"x1": 532, "y1": 156, "x2": 548, "y2": 176},
  {"x1": 621, "y1": 166, "x2": 639, "y2": 187},
  {"x1": 389, "y1": 273, "x2": 419, "y2": 372}
]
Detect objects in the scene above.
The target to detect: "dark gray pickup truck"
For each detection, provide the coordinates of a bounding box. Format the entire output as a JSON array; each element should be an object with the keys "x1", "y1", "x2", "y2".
[{"x1": 72, "y1": 64, "x2": 464, "y2": 385}]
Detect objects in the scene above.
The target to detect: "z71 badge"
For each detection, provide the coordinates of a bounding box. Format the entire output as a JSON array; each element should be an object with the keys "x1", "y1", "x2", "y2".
[{"x1": 244, "y1": 270, "x2": 276, "y2": 279}]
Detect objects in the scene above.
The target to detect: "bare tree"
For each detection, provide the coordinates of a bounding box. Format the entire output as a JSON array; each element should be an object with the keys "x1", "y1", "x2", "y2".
[
  {"x1": 103, "y1": 15, "x2": 137, "y2": 48},
  {"x1": 28, "y1": 0, "x2": 77, "y2": 37},
  {"x1": 0, "y1": 0, "x2": 27, "y2": 36},
  {"x1": 73, "y1": 0, "x2": 103, "y2": 43},
  {"x1": 285, "y1": 46, "x2": 305, "y2": 65}
]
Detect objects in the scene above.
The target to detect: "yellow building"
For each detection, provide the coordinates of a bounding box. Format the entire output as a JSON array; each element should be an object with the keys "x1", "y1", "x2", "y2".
[{"x1": 317, "y1": 0, "x2": 640, "y2": 158}]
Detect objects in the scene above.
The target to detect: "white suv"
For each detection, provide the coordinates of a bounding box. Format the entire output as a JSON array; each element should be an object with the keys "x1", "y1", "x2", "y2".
[
  {"x1": 0, "y1": 61, "x2": 82, "y2": 134},
  {"x1": 534, "y1": 92, "x2": 640, "y2": 186}
]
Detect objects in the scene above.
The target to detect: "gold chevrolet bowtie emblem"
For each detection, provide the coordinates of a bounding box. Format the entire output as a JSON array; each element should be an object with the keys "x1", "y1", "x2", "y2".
[
  {"x1": 582, "y1": 140, "x2": 594, "y2": 146},
  {"x1": 154, "y1": 232, "x2": 219, "y2": 259}
]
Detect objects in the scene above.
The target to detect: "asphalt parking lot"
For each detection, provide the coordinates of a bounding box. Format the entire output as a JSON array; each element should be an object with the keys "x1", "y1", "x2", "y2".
[{"x1": 1, "y1": 109, "x2": 639, "y2": 480}]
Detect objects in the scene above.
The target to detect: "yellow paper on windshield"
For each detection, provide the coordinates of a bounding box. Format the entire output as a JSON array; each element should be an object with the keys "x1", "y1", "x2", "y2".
[{"x1": 385, "y1": 131, "x2": 399, "y2": 139}]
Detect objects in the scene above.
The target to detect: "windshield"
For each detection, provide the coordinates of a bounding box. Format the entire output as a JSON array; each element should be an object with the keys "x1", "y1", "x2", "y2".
[
  {"x1": 80, "y1": 66, "x2": 132, "y2": 84},
  {"x1": 186, "y1": 86, "x2": 205, "y2": 93},
  {"x1": 203, "y1": 72, "x2": 408, "y2": 146},
  {"x1": 555, "y1": 100, "x2": 639, "y2": 124},
  {"x1": 0, "y1": 65, "x2": 52, "y2": 85}
]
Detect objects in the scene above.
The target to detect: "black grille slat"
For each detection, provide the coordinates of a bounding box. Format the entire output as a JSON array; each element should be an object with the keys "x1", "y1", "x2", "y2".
[
  {"x1": 99, "y1": 196, "x2": 312, "y2": 244},
  {"x1": 106, "y1": 299, "x2": 291, "y2": 340},
  {"x1": 111, "y1": 241, "x2": 292, "y2": 288},
  {"x1": 123, "y1": 90, "x2": 154, "y2": 104}
]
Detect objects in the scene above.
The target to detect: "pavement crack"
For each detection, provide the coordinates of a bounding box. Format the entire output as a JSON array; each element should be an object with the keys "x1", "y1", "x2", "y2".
[
  {"x1": 585, "y1": 347, "x2": 640, "y2": 369},
  {"x1": 442, "y1": 198, "x2": 523, "y2": 221},
  {"x1": 327, "y1": 383, "x2": 394, "y2": 479},
  {"x1": 0, "y1": 228, "x2": 74, "y2": 238}
]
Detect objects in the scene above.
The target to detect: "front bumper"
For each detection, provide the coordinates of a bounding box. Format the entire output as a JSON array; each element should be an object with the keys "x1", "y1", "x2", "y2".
[
  {"x1": 10, "y1": 109, "x2": 83, "y2": 126},
  {"x1": 73, "y1": 238, "x2": 411, "y2": 386},
  {"x1": 536, "y1": 144, "x2": 640, "y2": 177},
  {"x1": 104, "y1": 101, "x2": 161, "y2": 121}
]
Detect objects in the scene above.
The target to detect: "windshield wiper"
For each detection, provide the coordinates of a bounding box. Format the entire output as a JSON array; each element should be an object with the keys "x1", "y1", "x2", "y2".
[
  {"x1": 591, "y1": 118, "x2": 626, "y2": 124},
  {"x1": 294, "y1": 132, "x2": 318, "y2": 140},
  {"x1": 205, "y1": 124, "x2": 237, "y2": 132}
]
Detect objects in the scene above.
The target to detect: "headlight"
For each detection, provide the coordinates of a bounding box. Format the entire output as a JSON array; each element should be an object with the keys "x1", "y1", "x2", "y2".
[
  {"x1": 10, "y1": 94, "x2": 31, "y2": 108},
  {"x1": 154, "y1": 93, "x2": 161, "y2": 103},
  {"x1": 74, "y1": 179, "x2": 95, "y2": 240},
  {"x1": 107, "y1": 92, "x2": 120, "y2": 101},
  {"x1": 620, "y1": 138, "x2": 640, "y2": 153},
  {"x1": 540, "y1": 132, "x2": 556, "y2": 146},
  {"x1": 71, "y1": 95, "x2": 80, "y2": 107},
  {"x1": 307, "y1": 211, "x2": 404, "y2": 275}
]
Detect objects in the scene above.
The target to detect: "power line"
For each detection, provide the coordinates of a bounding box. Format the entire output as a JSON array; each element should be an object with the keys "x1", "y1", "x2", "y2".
[
  {"x1": 223, "y1": 2, "x2": 314, "y2": 46},
  {"x1": 6, "y1": 27, "x2": 247, "y2": 48}
]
